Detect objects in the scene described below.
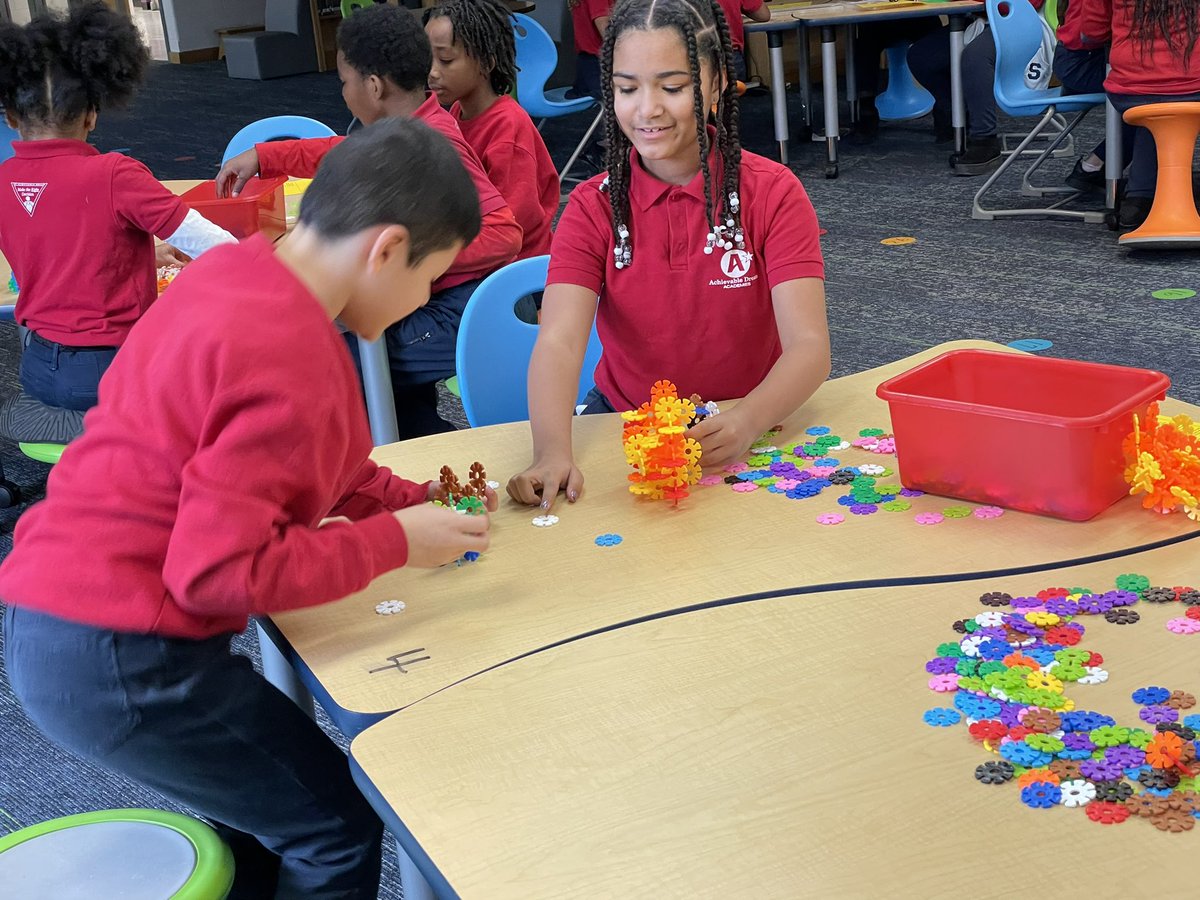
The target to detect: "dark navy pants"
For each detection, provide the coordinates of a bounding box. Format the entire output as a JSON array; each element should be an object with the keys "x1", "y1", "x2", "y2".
[
  {"x1": 1107, "y1": 90, "x2": 1200, "y2": 197},
  {"x1": 19, "y1": 330, "x2": 118, "y2": 412},
  {"x1": 3, "y1": 605, "x2": 383, "y2": 900},
  {"x1": 908, "y1": 24, "x2": 998, "y2": 138},
  {"x1": 579, "y1": 386, "x2": 614, "y2": 415}
]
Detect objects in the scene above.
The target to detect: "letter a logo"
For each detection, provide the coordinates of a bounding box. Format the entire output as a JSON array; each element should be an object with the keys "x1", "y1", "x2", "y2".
[
  {"x1": 720, "y1": 248, "x2": 752, "y2": 278},
  {"x1": 12, "y1": 182, "x2": 47, "y2": 217}
]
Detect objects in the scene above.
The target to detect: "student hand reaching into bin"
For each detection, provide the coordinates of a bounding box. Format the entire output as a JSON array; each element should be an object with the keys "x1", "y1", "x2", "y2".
[{"x1": 215, "y1": 147, "x2": 260, "y2": 198}]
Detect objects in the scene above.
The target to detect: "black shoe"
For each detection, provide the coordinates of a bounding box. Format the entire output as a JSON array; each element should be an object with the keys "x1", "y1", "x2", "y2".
[
  {"x1": 951, "y1": 136, "x2": 1002, "y2": 176},
  {"x1": 1065, "y1": 158, "x2": 1105, "y2": 193},
  {"x1": 1117, "y1": 195, "x2": 1152, "y2": 230},
  {"x1": 845, "y1": 107, "x2": 880, "y2": 146}
]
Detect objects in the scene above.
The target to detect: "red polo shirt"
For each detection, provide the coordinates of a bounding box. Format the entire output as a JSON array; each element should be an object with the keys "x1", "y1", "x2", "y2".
[
  {"x1": 571, "y1": 0, "x2": 613, "y2": 56},
  {"x1": 0, "y1": 140, "x2": 188, "y2": 346},
  {"x1": 548, "y1": 146, "x2": 824, "y2": 411},
  {"x1": 1076, "y1": 0, "x2": 1200, "y2": 95},
  {"x1": 453, "y1": 96, "x2": 558, "y2": 258},
  {"x1": 718, "y1": 0, "x2": 765, "y2": 51},
  {"x1": 255, "y1": 95, "x2": 515, "y2": 290},
  {"x1": 0, "y1": 234, "x2": 429, "y2": 639}
]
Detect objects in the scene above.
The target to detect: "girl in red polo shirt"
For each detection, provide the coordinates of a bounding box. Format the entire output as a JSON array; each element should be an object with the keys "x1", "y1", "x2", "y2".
[
  {"x1": 508, "y1": 0, "x2": 830, "y2": 510},
  {"x1": 425, "y1": 0, "x2": 558, "y2": 260},
  {"x1": 0, "y1": 4, "x2": 234, "y2": 423}
]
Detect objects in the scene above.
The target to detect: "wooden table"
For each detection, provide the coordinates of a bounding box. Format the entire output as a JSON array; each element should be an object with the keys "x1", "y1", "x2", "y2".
[
  {"x1": 789, "y1": 0, "x2": 984, "y2": 177},
  {"x1": 265, "y1": 340, "x2": 1200, "y2": 735},
  {"x1": 351, "y1": 540, "x2": 1200, "y2": 898}
]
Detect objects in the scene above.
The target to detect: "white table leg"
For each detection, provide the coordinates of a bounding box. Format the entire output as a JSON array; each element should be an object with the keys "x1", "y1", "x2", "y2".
[
  {"x1": 948, "y1": 16, "x2": 967, "y2": 156},
  {"x1": 396, "y1": 838, "x2": 436, "y2": 900},
  {"x1": 356, "y1": 336, "x2": 400, "y2": 446},
  {"x1": 256, "y1": 622, "x2": 315, "y2": 718},
  {"x1": 821, "y1": 25, "x2": 839, "y2": 178},
  {"x1": 1105, "y1": 89, "x2": 1122, "y2": 218},
  {"x1": 768, "y1": 30, "x2": 790, "y2": 163},
  {"x1": 845, "y1": 25, "x2": 858, "y2": 124}
]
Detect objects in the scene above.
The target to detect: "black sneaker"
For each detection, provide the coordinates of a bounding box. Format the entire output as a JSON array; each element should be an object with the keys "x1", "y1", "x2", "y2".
[
  {"x1": 1065, "y1": 158, "x2": 1105, "y2": 193},
  {"x1": 951, "y1": 136, "x2": 1002, "y2": 176},
  {"x1": 1117, "y1": 195, "x2": 1152, "y2": 230}
]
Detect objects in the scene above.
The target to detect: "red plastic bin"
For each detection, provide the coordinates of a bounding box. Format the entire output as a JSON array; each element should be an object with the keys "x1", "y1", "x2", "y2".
[
  {"x1": 875, "y1": 349, "x2": 1171, "y2": 521},
  {"x1": 180, "y1": 176, "x2": 287, "y2": 241}
]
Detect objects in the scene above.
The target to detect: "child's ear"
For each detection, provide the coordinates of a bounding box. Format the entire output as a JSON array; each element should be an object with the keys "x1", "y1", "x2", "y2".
[
  {"x1": 366, "y1": 224, "x2": 414, "y2": 274},
  {"x1": 84, "y1": 109, "x2": 98, "y2": 133},
  {"x1": 4, "y1": 109, "x2": 18, "y2": 130},
  {"x1": 366, "y1": 73, "x2": 386, "y2": 102}
]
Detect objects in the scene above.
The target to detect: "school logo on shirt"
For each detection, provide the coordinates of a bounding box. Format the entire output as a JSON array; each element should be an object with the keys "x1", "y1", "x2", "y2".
[
  {"x1": 11, "y1": 182, "x2": 47, "y2": 217},
  {"x1": 708, "y1": 248, "x2": 757, "y2": 290}
]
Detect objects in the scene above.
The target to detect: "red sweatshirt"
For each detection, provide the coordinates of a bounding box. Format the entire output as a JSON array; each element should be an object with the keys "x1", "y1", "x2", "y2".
[
  {"x1": 1077, "y1": 0, "x2": 1200, "y2": 94},
  {"x1": 0, "y1": 234, "x2": 429, "y2": 639},
  {"x1": 256, "y1": 95, "x2": 522, "y2": 290},
  {"x1": 453, "y1": 96, "x2": 558, "y2": 259}
]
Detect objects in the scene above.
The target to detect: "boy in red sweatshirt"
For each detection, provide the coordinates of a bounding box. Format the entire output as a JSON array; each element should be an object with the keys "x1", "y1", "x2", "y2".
[
  {"x1": 1, "y1": 119, "x2": 493, "y2": 900},
  {"x1": 218, "y1": 4, "x2": 522, "y2": 438}
]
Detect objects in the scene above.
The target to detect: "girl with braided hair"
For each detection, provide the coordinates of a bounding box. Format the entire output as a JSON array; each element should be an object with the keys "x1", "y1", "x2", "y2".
[
  {"x1": 426, "y1": 0, "x2": 557, "y2": 258},
  {"x1": 0, "y1": 2, "x2": 234, "y2": 424},
  {"x1": 1078, "y1": 0, "x2": 1200, "y2": 227},
  {"x1": 508, "y1": 0, "x2": 829, "y2": 510}
]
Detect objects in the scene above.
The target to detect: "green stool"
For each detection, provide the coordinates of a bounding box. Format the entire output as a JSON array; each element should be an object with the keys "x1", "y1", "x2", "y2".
[
  {"x1": 0, "y1": 809, "x2": 235, "y2": 899},
  {"x1": 18, "y1": 442, "x2": 66, "y2": 465}
]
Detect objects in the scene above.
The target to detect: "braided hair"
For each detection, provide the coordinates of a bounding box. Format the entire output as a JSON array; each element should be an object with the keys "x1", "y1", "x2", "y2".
[
  {"x1": 424, "y1": 0, "x2": 517, "y2": 96},
  {"x1": 1131, "y1": 0, "x2": 1200, "y2": 69},
  {"x1": 600, "y1": 0, "x2": 742, "y2": 269},
  {"x1": 0, "y1": 1, "x2": 147, "y2": 131}
]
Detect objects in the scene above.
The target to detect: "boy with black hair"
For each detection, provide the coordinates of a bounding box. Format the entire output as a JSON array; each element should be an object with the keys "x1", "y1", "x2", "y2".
[
  {"x1": 2, "y1": 118, "x2": 493, "y2": 900},
  {"x1": 217, "y1": 3, "x2": 521, "y2": 439}
]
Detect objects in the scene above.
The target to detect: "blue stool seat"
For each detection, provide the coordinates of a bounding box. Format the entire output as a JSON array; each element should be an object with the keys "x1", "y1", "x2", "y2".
[
  {"x1": 221, "y1": 115, "x2": 336, "y2": 165},
  {"x1": 875, "y1": 44, "x2": 934, "y2": 121}
]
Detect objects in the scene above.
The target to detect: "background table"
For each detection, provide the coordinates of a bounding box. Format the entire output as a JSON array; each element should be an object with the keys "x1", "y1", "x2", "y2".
[
  {"x1": 265, "y1": 340, "x2": 1200, "y2": 735},
  {"x1": 790, "y1": 0, "x2": 984, "y2": 177},
  {"x1": 351, "y1": 540, "x2": 1200, "y2": 898}
]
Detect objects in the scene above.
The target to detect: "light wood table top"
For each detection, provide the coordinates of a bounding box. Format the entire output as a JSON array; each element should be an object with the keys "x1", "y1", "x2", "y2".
[
  {"x1": 351, "y1": 541, "x2": 1200, "y2": 899},
  {"x1": 269, "y1": 340, "x2": 1200, "y2": 730},
  {"x1": 789, "y1": 0, "x2": 983, "y2": 23},
  {"x1": 0, "y1": 179, "x2": 203, "y2": 310}
]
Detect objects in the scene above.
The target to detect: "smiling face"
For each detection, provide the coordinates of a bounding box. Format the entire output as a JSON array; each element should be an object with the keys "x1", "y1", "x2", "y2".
[
  {"x1": 611, "y1": 27, "x2": 720, "y2": 184},
  {"x1": 425, "y1": 16, "x2": 487, "y2": 109}
]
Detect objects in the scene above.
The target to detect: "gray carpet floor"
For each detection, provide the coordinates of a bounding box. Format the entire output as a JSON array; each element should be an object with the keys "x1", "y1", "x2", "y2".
[{"x1": 1, "y1": 59, "x2": 1198, "y2": 899}]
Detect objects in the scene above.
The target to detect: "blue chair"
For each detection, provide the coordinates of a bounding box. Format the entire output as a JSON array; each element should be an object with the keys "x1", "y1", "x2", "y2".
[
  {"x1": 1, "y1": 120, "x2": 17, "y2": 164},
  {"x1": 221, "y1": 115, "x2": 336, "y2": 165},
  {"x1": 455, "y1": 255, "x2": 602, "y2": 428},
  {"x1": 973, "y1": 0, "x2": 1106, "y2": 222},
  {"x1": 875, "y1": 44, "x2": 934, "y2": 121},
  {"x1": 512, "y1": 13, "x2": 600, "y2": 184}
]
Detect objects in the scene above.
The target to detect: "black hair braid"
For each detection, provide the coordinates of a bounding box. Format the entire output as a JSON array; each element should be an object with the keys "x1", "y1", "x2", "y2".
[
  {"x1": 684, "y1": 23, "x2": 715, "y2": 249},
  {"x1": 426, "y1": 0, "x2": 517, "y2": 96},
  {"x1": 1132, "y1": 0, "x2": 1200, "y2": 69},
  {"x1": 0, "y1": 1, "x2": 146, "y2": 129},
  {"x1": 599, "y1": 20, "x2": 633, "y2": 268},
  {"x1": 708, "y1": 0, "x2": 742, "y2": 245}
]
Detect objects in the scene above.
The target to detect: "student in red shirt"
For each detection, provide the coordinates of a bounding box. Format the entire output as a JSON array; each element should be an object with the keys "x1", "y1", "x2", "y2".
[
  {"x1": 715, "y1": 0, "x2": 770, "y2": 82},
  {"x1": 569, "y1": 0, "x2": 616, "y2": 99},
  {"x1": 0, "y1": 3, "x2": 234, "y2": 425},
  {"x1": 216, "y1": 4, "x2": 522, "y2": 439},
  {"x1": 507, "y1": 0, "x2": 830, "y2": 510},
  {"x1": 1, "y1": 119, "x2": 493, "y2": 900},
  {"x1": 1076, "y1": 0, "x2": 1200, "y2": 227},
  {"x1": 425, "y1": 0, "x2": 558, "y2": 259}
]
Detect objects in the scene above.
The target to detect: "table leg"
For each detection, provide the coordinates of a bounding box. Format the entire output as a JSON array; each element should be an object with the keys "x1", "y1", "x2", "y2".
[
  {"x1": 1105, "y1": 92, "x2": 1122, "y2": 225},
  {"x1": 768, "y1": 31, "x2": 790, "y2": 164},
  {"x1": 821, "y1": 25, "x2": 839, "y2": 178},
  {"x1": 396, "y1": 838, "x2": 436, "y2": 900},
  {"x1": 948, "y1": 16, "x2": 967, "y2": 157},
  {"x1": 357, "y1": 336, "x2": 400, "y2": 446},
  {"x1": 845, "y1": 25, "x2": 858, "y2": 125},
  {"x1": 798, "y1": 24, "x2": 813, "y2": 137},
  {"x1": 256, "y1": 622, "x2": 315, "y2": 718}
]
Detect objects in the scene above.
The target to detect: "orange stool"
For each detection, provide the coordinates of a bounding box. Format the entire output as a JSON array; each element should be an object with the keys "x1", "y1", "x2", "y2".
[{"x1": 1119, "y1": 102, "x2": 1200, "y2": 248}]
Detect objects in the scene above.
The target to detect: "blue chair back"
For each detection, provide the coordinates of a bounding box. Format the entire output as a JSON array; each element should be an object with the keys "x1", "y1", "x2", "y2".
[
  {"x1": 512, "y1": 13, "x2": 592, "y2": 119},
  {"x1": 221, "y1": 115, "x2": 336, "y2": 165},
  {"x1": 986, "y1": 0, "x2": 1098, "y2": 115},
  {"x1": 456, "y1": 255, "x2": 603, "y2": 428},
  {"x1": 1, "y1": 119, "x2": 17, "y2": 164}
]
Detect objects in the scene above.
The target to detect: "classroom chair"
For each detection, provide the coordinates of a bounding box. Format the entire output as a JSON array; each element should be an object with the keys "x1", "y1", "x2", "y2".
[
  {"x1": 875, "y1": 44, "x2": 934, "y2": 121},
  {"x1": 1117, "y1": 103, "x2": 1200, "y2": 249},
  {"x1": 221, "y1": 115, "x2": 336, "y2": 166},
  {"x1": 224, "y1": 0, "x2": 318, "y2": 81},
  {"x1": 512, "y1": 13, "x2": 599, "y2": 185},
  {"x1": 0, "y1": 808, "x2": 235, "y2": 899},
  {"x1": 1, "y1": 119, "x2": 16, "y2": 164},
  {"x1": 455, "y1": 255, "x2": 602, "y2": 428},
  {"x1": 972, "y1": 0, "x2": 1105, "y2": 223},
  {"x1": 340, "y1": 0, "x2": 372, "y2": 15}
]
